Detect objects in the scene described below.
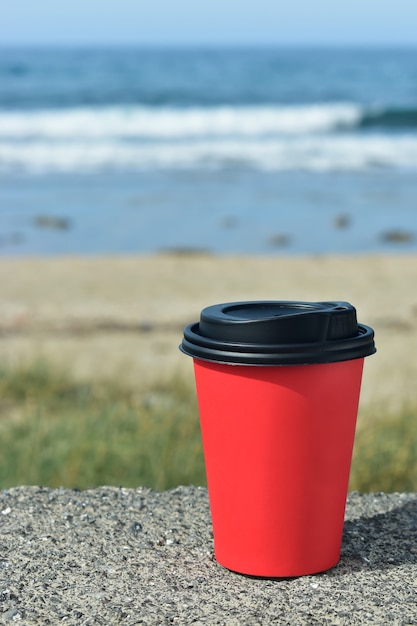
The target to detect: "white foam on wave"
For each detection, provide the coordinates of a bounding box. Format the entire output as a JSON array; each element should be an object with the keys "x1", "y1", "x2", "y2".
[
  {"x1": 1, "y1": 135, "x2": 417, "y2": 174},
  {"x1": 0, "y1": 103, "x2": 362, "y2": 139}
]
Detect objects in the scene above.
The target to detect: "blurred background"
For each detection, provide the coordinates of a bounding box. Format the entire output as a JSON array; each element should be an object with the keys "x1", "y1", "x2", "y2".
[
  {"x1": 1, "y1": 0, "x2": 417, "y2": 255},
  {"x1": 1, "y1": 1, "x2": 417, "y2": 492}
]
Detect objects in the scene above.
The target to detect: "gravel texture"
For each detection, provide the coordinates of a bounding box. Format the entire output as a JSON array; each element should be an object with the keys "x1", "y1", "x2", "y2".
[{"x1": 0, "y1": 487, "x2": 416, "y2": 625}]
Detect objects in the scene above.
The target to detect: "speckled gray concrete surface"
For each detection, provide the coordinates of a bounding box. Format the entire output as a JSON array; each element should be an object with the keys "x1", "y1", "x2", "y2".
[{"x1": 0, "y1": 487, "x2": 416, "y2": 625}]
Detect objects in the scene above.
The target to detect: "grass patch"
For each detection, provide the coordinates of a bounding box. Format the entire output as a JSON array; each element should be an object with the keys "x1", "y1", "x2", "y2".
[
  {"x1": 350, "y1": 405, "x2": 417, "y2": 492},
  {"x1": 0, "y1": 360, "x2": 206, "y2": 490},
  {"x1": 0, "y1": 360, "x2": 416, "y2": 492}
]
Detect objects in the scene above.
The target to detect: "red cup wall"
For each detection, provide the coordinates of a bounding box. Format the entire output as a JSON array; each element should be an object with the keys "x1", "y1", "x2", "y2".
[{"x1": 193, "y1": 357, "x2": 364, "y2": 577}]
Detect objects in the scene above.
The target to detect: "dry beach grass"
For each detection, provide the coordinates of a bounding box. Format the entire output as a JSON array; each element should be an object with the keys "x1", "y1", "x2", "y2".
[{"x1": 0, "y1": 253, "x2": 416, "y2": 411}]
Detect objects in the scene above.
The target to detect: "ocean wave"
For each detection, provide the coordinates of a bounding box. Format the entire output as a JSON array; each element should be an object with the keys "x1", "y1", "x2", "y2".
[
  {"x1": 2, "y1": 104, "x2": 417, "y2": 143},
  {"x1": 0, "y1": 104, "x2": 362, "y2": 139},
  {"x1": 1, "y1": 103, "x2": 417, "y2": 174},
  {"x1": 1, "y1": 135, "x2": 417, "y2": 174}
]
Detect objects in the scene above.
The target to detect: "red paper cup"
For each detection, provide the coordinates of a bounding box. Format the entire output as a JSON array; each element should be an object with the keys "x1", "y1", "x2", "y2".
[{"x1": 180, "y1": 301, "x2": 375, "y2": 577}]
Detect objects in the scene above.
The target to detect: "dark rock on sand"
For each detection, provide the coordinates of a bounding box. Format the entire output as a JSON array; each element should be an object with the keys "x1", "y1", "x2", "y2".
[
  {"x1": 379, "y1": 229, "x2": 414, "y2": 244},
  {"x1": 34, "y1": 215, "x2": 72, "y2": 230}
]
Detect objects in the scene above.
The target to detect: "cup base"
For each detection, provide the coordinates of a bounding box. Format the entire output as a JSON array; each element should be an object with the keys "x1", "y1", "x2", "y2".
[{"x1": 216, "y1": 554, "x2": 341, "y2": 579}]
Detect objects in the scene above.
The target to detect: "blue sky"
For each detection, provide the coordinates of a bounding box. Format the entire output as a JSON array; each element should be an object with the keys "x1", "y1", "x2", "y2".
[{"x1": 1, "y1": 0, "x2": 417, "y2": 47}]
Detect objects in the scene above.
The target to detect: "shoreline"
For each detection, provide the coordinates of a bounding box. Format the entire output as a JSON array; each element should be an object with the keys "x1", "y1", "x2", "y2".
[
  {"x1": 1, "y1": 248, "x2": 416, "y2": 259},
  {"x1": 1, "y1": 253, "x2": 416, "y2": 412}
]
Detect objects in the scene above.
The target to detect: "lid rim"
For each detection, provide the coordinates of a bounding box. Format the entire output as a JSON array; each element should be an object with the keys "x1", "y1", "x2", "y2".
[
  {"x1": 179, "y1": 343, "x2": 376, "y2": 366},
  {"x1": 181, "y1": 323, "x2": 376, "y2": 365}
]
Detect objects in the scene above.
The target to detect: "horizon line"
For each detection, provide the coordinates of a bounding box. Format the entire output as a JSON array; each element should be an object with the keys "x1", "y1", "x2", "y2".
[{"x1": 1, "y1": 42, "x2": 417, "y2": 50}]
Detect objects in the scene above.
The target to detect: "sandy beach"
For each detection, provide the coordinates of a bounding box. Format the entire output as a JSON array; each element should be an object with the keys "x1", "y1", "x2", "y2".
[{"x1": 0, "y1": 253, "x2": 416, "y2": 413}]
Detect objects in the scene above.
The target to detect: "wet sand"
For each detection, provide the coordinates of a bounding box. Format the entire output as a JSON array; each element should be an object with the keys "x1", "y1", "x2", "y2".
[{"x1": 0, "y1": 253, "x2": 416, "y2": 412}]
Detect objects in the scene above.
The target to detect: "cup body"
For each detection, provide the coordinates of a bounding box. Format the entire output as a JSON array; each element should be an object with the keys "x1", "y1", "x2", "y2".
[{"x1": 193, "y1": 356, "x2": 364, "y2": 577}]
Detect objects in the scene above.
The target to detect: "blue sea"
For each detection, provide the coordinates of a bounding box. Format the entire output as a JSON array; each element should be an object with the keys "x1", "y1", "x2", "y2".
[{"x1": 1, "y1": 47, "x2": 417, "y2": 255}]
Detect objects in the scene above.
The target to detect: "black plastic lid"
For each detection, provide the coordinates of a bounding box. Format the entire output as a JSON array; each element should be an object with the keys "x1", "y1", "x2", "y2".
[{"x1": 180, "y1": 300, "x2": 376, "y2": 365}]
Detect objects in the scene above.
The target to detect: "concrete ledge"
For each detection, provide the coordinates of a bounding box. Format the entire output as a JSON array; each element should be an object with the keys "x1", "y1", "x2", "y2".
[{"x1": 0, "y1": 487, "x2": 416, "y2": 625}]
